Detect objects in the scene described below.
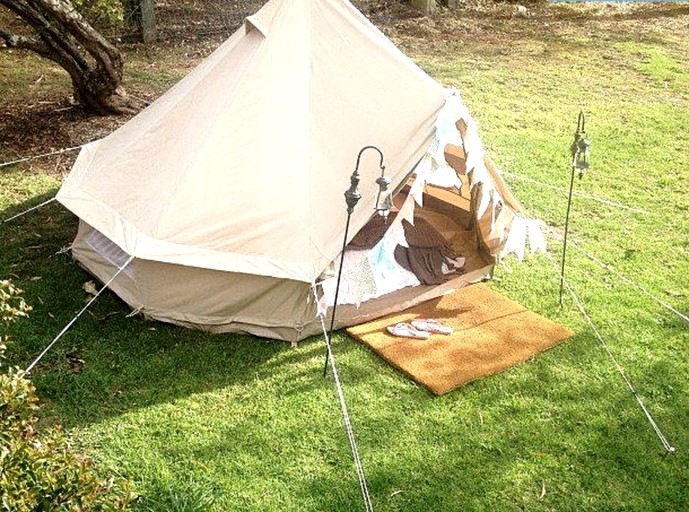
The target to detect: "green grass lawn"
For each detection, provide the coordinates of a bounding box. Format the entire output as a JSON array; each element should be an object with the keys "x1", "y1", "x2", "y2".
[{"x1": 1, "y1": 3, "x2": 688, "y2": 511}]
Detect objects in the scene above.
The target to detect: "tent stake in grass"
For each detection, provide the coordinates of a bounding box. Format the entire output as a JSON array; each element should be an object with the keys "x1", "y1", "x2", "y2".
[
  {"x1": 559, "y1": 110, "x2": 590, "y2": 306},
  {"x1": 324, "y1": 145, "x2": 391, "y2": 377}
]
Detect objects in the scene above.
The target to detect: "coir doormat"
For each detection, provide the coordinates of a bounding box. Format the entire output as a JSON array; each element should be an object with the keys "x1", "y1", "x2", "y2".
[{"x1": 346, "y1": 284, "x2": 573, "y2": 396}]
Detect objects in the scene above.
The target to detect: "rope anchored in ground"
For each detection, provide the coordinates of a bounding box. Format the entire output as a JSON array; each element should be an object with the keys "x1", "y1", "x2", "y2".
[{"x1": 544, "y1": 251, "x2": 676, "y2": 454}]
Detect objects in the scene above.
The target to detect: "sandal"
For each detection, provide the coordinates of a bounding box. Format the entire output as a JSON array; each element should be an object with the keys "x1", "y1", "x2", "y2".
[
  {"x1": 410, "y1": 319, "x2": 453, "y2": 335},
  {"x1": 386, "y1": 322, "x2": 430, "y2": 339}
]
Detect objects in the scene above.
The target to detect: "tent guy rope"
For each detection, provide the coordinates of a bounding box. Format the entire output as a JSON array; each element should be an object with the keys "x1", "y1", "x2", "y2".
[
  {"x1": 544, "y1": 252, "x2": 676, "y2": 454},
  {"x1": 547, "y1": 227, "x2": 688, "y2": 324},
  {"x1": 1, "y1": 197, "x2": 57, "y2": 224},
  {"x1": 0, "y1": 144, "x2": 84, "y2": 170},
  {"x1": 25, "y1": 256, "x2": 134, "y2": 374},
  {"x1": 314, "y1": 288, "x2": 374, "y2": 512},
  {"x1": 0, "y1": 143, "x2": 86, "y2": 224},
  {"x1": 502, "y1": 171, "x2": 650, "y2": 215}
]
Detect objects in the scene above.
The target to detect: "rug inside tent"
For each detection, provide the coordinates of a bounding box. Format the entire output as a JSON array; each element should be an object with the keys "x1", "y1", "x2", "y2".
[{"x1": 346, "y1": 283, "x2": 573, "y2": 395}]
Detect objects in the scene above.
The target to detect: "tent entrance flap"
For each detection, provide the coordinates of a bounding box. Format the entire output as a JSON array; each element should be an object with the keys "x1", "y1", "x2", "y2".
[{"x1": 319, "y1": 173, "x2": 493, "y2": 325}]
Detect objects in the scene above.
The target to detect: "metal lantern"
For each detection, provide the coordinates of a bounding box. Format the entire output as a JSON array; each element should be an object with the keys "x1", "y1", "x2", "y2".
[{"x1": 571, "y1": 111, "x2": 591, "y2": 179}]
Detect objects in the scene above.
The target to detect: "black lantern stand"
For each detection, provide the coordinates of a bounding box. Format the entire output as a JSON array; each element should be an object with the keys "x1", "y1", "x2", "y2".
[
  {"x1": 559, "y1": 110, "x2": 591, "y2": 306},
  {"x1": 323, "y1": 145, "x2": 391, "y2": 377}
]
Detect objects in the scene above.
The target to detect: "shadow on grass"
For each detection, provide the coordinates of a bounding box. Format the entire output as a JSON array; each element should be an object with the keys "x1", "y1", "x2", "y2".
[
  {"x1": 0, "y1": 195, "x2": 372, "y2": 430},
  {"x1": 108, "y1": 329, "x2": 687, "y2": 511},
  {"x1": 0, "y1": 188, "x2": 71, "y2": 264}
]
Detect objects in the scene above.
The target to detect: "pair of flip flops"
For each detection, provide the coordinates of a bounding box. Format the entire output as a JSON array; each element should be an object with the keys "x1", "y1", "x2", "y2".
[{"x1": 386, "y1": 319, "x2": 453, "y2": 339}]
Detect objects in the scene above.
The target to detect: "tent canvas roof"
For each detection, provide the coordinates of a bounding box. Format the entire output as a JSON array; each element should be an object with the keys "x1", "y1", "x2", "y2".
[{"x1": 57, "y1": 0, "x2": 445, "y2": 283}]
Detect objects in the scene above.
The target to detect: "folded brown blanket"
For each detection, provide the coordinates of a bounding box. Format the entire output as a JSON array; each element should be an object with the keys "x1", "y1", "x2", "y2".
[
  {"x1": 395, "y1": 218, "x2": 460, "y2": 285},
  {"x1": 348, "y1": 213, "x2": 462, "y2": 286},
  {"x1": 349, "y1": 212, "x2": 398, "y2": 249},
  {"x1": 401, "y1": 217, "x2": 449, "y2": 249}
]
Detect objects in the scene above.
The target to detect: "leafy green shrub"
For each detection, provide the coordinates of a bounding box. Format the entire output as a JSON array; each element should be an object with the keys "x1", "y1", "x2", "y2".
[
  {"x1": 72, "y1": 0, "x2": 126, "y2": 26},
  {"x1": 1, "y1": 280, "x2": 133, "y2": 511},
  {"x1": 0, "y1": 280, "x2": 30, "y2": 325}
]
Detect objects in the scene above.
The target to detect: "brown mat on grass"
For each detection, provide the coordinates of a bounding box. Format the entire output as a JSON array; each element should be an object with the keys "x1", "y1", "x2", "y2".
[{"x1": 346, "y1": 283, "x2": 573, "y2": 396}]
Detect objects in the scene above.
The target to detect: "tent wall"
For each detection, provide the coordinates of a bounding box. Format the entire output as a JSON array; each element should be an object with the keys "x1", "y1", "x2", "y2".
[
  {"x1": 72, "y1": 178, "x2": 494, "y2": 342},
  {"x1": 72, "y1": 221, "x2": 320, "y2": 342},
  {"x1": 57, "y1": 0, "x2": 446, "y2": 284}
]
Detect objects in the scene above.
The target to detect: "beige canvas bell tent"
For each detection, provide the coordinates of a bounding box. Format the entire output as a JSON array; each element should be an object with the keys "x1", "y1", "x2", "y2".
[{"x1": 56, "y1": 0, "x2": 545, "y2": 342}]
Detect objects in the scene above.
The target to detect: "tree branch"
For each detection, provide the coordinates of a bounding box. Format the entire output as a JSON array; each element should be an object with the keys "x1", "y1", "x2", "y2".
[
  {"x1": 1, "y1": 0, "x2": 92, "y2": 72},
  {"x1": 0, "y1": 27, "x2": 50, "y2": 56},
  {"x1": 38, "y1": 0, "x2": 123, "y2": 82},
  {"x1": 0, "y1": 0, "x2": 140, "y2": 114}
]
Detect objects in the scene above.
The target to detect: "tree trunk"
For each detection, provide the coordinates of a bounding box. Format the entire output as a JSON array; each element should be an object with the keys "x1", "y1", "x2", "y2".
[
  {"x1": 123, "y1": 0, "x2": 156, "y2": 44},
  {"x1": 139, "y1": 0, "x2": 156, "y2": 44},
  {"x1": 410, "y1": 0, "x2": 436, "y2": 16},
  {"x1": 0, "y1": 0, "x2": 141, "y2": 115}
]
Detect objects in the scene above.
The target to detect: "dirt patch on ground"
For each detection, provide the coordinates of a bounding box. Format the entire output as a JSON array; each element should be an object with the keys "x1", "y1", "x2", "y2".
[
  {"x1": 1, "y1": 99, "x2": 126, "y2": 162},
  {"x1": 0, "y1": 97, "x2": 134, "y2": 175},
  {"x1": 1, "y1": 0, "x2": 687, "y2": 175},
  {"x1": 381, "y1": 2, "x2": 689, "y2": 53}
]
